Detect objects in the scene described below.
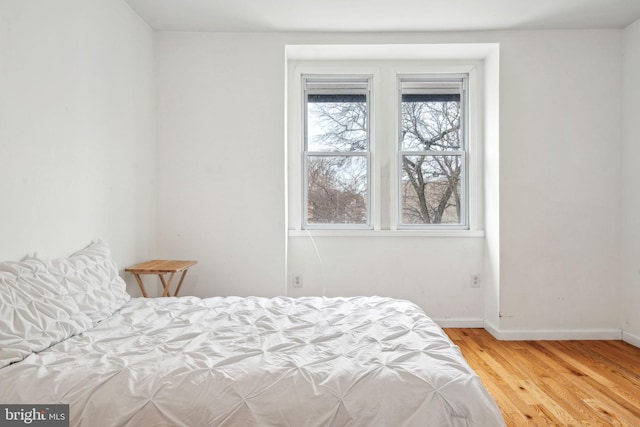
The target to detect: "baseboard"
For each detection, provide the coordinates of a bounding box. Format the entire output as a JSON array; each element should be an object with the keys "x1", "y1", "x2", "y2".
[
  {"x1": 449, "y1": 320, "x2": 635, "y2": 344},
  {"x1": 482, "y1": 321, "x2": 622, "y2": 341},
  {"x1": 622, "y1": 330, "x2": 640, "y2": 348},
  {"x1": 433, "y1": 318, "x2": 484, "y2": 328},
  {"x1": 483, "y1": 320, "x2": 500, "y2": 339}
]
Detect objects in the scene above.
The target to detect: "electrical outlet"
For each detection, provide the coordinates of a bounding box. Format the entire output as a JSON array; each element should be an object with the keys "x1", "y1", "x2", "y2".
[
  {"x1": 292, "y1": 274, "x2": 303, "y2": 288},
  {"x1": 470, "y1": 274, "x2": 481, "y2": 288}
]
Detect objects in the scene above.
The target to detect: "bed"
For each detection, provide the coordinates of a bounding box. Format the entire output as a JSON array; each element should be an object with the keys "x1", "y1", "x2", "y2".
[{"x1": 0, "y1": 241, "x2": 505, "y2": 426}]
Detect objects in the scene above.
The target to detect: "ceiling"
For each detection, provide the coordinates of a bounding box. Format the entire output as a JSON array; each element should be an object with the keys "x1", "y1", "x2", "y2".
[{"x1": 125, "y1": 0, "x2": 640, "y2": 33}]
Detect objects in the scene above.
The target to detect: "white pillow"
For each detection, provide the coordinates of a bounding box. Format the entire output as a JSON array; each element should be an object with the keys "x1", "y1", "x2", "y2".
[
  {"x1": 0, "y1": 257, "x2": 93, "y2": 368},
  {"x1": 43, "y1": 240, "x2": 130, "y2": 325},
  {"x1": 0, "y1": 241, "x2": 130, "y2": 368}
]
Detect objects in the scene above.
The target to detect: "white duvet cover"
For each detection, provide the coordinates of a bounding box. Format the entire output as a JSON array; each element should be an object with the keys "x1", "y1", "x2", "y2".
[{"x1": 0, "y1": 296, "x2": 504, "y2": 427}]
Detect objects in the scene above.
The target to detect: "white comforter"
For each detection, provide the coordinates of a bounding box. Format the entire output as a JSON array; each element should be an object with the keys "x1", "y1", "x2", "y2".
[{"x1": 0, "y1": 296, "x2": 504, "y2": 426}]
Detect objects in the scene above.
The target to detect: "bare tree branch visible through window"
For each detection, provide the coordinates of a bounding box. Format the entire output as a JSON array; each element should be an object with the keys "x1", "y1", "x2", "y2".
[
  {"x1": 306, "y1": 95, "x2": 368, "y2": 225},
  {"x1": 304, "y1": 76, "x2": 466, "y2": 227},
  {"x1": 401, "y1": 95, "x2": 462, "y2": 224}
]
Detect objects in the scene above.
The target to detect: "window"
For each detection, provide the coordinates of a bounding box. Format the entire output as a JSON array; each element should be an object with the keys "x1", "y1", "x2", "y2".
[
  {"x1": 289, "y1": 61, "x2": 479, "y2": 234},
  {"x1": 399, "y1": 76, "x2": 467, "y2": 229},
  {"x1": 303, "y1": 76, "x2": 372, "y2": 228}
]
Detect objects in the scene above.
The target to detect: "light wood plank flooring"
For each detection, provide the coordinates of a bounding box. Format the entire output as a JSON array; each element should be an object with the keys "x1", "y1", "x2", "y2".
[{"x1": 444, "y1": 328, "x2": 640, "y2": 426}]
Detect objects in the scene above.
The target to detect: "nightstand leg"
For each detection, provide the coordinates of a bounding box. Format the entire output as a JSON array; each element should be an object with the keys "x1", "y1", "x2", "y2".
[
  {"x1": 159, "y1": 272, "x2": 176, "y2": 297},
  {"x1": 134, "y1": 274, "x2": 148, "y2": 297},
  {"x1": 174, "y1": 270, "x2": 190, "y2": 297}
]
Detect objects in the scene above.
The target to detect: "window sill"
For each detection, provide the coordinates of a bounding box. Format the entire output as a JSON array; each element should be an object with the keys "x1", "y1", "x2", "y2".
[{"x1": 288, "y1": 229, "x2": 485, "y2": 238}]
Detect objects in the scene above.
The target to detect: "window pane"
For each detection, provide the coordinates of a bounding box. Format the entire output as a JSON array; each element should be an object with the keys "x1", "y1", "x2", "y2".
[
  {"x1": 307, "y1": 155, "x2": 368, "y2": 225},
  {"x1": 401, "y1": 93, "x2": 461, "y2": 152},
  {"x1": 401, "y1": 155, "x2": 462, "y2": 225},
  {"x1": 307, "y1": 94, "x2": 367, "y2": 152}
]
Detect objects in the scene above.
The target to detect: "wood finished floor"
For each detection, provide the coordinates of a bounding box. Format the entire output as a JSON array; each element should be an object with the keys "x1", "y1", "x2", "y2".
[{"x1": 444, "y1": 328, "x2": 640, "y2": 426}]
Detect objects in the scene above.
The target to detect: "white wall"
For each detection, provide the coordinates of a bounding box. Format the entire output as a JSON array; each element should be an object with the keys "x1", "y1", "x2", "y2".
[
  {"x1": 622, "y1": 19, "x2": 640, "y2": 345},
  {"x1": 155, "y1": 33, "x2": 287, "y2": 297},
  {"x1": 483, "y1": 48, "x2": 501, "y2": 330},
  {"x1": 498, "y1": 31, "x2": 622, "y2": 336},
  {"x1": 0, "y1": 0, "x2": 157, "y2": 295},
  {"x1": 156, "y1": 30, "x2": 623, "y2": 333},
  {"x1": 288, "y1": 236, "x2": 485, "y2": 323}
]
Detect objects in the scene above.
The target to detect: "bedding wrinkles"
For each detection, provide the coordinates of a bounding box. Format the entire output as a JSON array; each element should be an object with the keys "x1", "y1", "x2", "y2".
[{"x1": 0, "y1": 296, "x2": 504, "y2": 427}]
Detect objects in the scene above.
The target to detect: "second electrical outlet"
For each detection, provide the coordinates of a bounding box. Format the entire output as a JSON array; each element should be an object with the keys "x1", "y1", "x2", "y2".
[
  {"x1": 470, "y1": 274, "x2": 481, "y2": 288},
  {"x1": 293, "y1": 274, "x2": 303, "y2": 288}
]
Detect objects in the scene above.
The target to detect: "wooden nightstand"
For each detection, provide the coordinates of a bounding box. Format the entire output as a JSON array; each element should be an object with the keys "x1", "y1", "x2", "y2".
[{"x1": 125, "y1": 260, "x2": 197, "y2": 297}]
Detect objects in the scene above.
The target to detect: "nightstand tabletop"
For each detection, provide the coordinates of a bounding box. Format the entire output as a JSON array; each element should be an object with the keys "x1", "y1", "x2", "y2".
[{"x1": 125, "y1": 259, "x2": 197, "y2": 274}]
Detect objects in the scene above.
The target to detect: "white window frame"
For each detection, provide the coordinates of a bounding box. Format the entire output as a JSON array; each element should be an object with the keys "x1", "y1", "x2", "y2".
[
  {"x1": 287, "y1": 60, "x2": 483, "y2": 237},
  {"x1": 302, "y1": 75, "x2": 373, "y2": 230},
  {"x1": 397, "y1": 74, "x2": 469, "y2": 230}
]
